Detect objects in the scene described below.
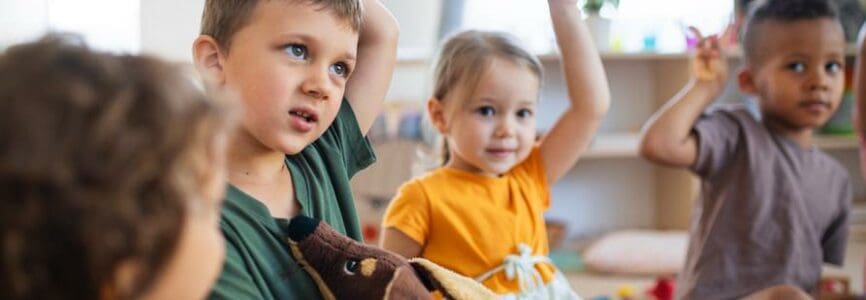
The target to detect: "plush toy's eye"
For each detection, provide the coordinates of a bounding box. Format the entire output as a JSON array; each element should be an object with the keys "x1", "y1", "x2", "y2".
[{"x1": 344, "y1": 259, "x2": 360, "y2": 274}]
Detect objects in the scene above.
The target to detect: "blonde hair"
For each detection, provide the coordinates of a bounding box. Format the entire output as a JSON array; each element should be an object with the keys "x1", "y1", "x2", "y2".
[{"x1": 429, "y1": 30, "x2": 543, "y2": 165}]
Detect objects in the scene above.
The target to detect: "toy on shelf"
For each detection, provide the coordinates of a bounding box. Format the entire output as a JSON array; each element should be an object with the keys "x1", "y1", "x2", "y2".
[
  {"x1": 818, "y1": 275, "x2": 859, "y2": 300},
  {"x1": 647, "y1": 277, "x2": 675, "y2": 300}
]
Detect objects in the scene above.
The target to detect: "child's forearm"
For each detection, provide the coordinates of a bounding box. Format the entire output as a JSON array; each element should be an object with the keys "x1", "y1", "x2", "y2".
[
  {"x1": 639, "y1": 80, "x2": 719, "y2": 167},
  {"x1": 346, "y1": 0, "x2": 399, "y2": 134},
  {"x1": 548, "y1": 0, "x2": 610, "y2": 118}
]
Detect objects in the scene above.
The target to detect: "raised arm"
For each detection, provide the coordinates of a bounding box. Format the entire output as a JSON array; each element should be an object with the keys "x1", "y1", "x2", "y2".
[
  {"x1": 539, "y1": 0, "x2": 611, "y2": 183},
  {"x1": 638, "y1": 28, "x2": 727, "y2": 168},
  {"x1": 345, "y1": 0, "x2": 399, "y2": 135}
]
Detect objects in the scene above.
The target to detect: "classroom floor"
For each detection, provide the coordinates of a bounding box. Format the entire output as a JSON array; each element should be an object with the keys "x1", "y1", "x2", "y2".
[{"x1": 567, "y1": 239, "x2": 866, "y2": 298}]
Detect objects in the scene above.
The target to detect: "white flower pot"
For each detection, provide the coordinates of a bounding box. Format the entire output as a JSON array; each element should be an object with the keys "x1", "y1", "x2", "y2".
[{"x1": 584, "y1": 13, "x2": 611, "y2": 51}]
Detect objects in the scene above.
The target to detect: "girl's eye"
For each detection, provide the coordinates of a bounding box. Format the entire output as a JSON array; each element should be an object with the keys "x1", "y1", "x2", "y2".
[
  {"x1": 330, "y1": 62, "x2": 350, "y2": 78},
  {"x1": 826, "y1": 62, "x2": 842, "y2": 73},
  {"x1": 476, "y1": 106, "x2": 495, "y2": 117},
  {"x1": 517, "y1": 109, "x2": 533, "y2": 118},
  {"x1": 284, "y1": 44, "x2": 307, "y2": 60},
  {"x1": 787, "y1": 62, "x2": 806, "y2": 73}
]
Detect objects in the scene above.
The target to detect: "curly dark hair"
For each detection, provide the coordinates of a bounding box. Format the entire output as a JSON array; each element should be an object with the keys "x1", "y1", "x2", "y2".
[
  {"x1": 741, "y1": 0, "x2": 841, "y2": 64},
  {"x1": 0, "y1": 35, "x2": 236, "y2": 299}
]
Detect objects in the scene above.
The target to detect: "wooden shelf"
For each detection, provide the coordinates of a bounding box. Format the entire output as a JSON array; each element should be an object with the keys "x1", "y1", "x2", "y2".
[
  {"x1": 398, "y1": 43, "x2": 859, "y2": 64},
  {"x1": 580, "y1": 133, "x2": 858, "y2": 160},
  {"x1": 583, "y1": 133, "x2": 641, "y2": 159}
]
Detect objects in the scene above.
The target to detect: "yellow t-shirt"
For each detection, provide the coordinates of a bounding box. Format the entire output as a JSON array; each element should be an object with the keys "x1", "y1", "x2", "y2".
[{"x1": 382, "y1": 147, "x2": 555, "y2": 294}]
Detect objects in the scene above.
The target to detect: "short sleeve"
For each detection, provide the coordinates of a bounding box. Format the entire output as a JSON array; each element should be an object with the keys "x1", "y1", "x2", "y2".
[
  {"x1": 382, "y1": 180, "x2": 431, "y2": 245},
  {"x1": 690, "y1": 110, "x2": 742, "y2": 178},
  {"x1": 512, "y1": 145, "x2": 550, "y2": 210},
  {"x1": 317, "y1": 98, "x2": 376, "y2": 177},
  {"x1": 822, "y1": 177, "x2": 852, "y2": 266},
  {"x1": 208, "y1": 229, "x2": 262, "y2": 300}
]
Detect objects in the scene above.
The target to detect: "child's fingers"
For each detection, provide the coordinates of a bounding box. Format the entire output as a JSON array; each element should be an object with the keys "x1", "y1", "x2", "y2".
[
  {"x1": 688, "y1": 26, "x2": 705, "y2": 42},
  {"x1": 707, "y1": 35, "x2": 721, "y2": 51}
]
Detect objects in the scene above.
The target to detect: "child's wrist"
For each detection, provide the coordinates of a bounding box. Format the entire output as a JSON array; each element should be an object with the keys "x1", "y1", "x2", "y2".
[{"x1": 689, "y1": 79, "x2": 724, "y2": 101}]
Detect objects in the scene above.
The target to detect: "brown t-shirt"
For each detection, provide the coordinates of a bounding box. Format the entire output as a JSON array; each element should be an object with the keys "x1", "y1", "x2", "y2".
[{"x1": 677, "y1": 105, "x2": 851, "y2": 300}]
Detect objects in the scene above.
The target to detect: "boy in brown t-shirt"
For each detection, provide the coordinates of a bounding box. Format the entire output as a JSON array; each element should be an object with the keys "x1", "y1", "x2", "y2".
[{"x1": 640, "y1": 0, "x2": 851, "y2": 298}]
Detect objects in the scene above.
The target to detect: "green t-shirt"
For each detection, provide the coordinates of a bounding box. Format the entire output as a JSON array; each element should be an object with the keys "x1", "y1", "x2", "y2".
[{"x1": 209, "y1": 99, "x2": 376, "y2": 299}]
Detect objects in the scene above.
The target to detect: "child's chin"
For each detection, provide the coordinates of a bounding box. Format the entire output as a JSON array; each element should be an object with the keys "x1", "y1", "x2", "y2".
[{"x1": 278, "y1": 141, "x2": 311, "y2": 155}]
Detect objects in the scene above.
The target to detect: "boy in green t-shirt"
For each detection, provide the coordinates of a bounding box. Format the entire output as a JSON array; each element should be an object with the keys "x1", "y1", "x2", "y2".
[{"x1": 191, "y1": 0, "x2": 398, "y2": 298}]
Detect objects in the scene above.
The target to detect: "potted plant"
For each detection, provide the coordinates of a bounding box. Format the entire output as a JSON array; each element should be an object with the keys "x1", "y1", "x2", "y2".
[
  {"x1": 583, "y1": 0, "x2": 619, "y2": 14},
  {"x1": 582, "y1": 0, "x2": 619, "y2": 50}
]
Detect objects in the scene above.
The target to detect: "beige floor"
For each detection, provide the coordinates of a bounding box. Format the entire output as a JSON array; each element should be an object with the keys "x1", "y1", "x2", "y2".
[{"x1": 567, "y1": 240, "x2": 866, "y2": 298}]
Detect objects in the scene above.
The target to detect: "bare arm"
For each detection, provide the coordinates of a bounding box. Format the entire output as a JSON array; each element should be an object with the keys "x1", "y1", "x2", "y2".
[
  {"x1": 380, "y1": 227, "x2": 422, "y2": 259},
  {"x1": 638, "y1": 29, "x2": 727, "y2": 168},
  {"x1": 345, "y1": 0, "x2": 399, "y2": 135},
  {"x1": 539, "y1": 0, "x2": 611, "y2": 183}
]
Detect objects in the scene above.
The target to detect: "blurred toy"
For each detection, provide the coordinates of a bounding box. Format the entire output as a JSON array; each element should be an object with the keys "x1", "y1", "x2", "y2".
[
  {"x1": 546, "y1": 220, "x2": 584, "y2": 272},
  {"x1": 617, "y1": 284, "x2": 637, "y2": 300},
  {"x1": 647, "y1": 277, "x2": 675, "y2": 300},
  {"x1": 819, "y1": 275, "x2": 859, "y2": 300}
]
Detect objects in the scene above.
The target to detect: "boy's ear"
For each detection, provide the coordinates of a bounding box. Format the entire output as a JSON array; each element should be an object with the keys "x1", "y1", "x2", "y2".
[
  {"x1": 426, "y1": 97, "x2": 448, "y2": 134},
  {"x1": 737, "y1": 67, "x2": 758, "y2": 96},
  {"x1": 192, "y1": 36, "x2": 226, "y2": 86}
]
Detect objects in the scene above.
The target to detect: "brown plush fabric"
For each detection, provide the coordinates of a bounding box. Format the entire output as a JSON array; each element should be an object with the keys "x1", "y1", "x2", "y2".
[
  {"x1": 287, "y1": 215, "x2": 498, "y2": 300},
  {"x1": 287, "y1": 216, "x2": 432, "y2": 300}
]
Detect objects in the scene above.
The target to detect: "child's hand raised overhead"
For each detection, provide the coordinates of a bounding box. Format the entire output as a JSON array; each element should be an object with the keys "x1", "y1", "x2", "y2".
[{"x1": 690, "y1": 27, "x2": 728, "y2": 92}]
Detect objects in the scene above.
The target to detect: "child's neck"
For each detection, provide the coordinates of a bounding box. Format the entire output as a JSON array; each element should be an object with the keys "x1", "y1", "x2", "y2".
[
  {"x1": 226, "y1": 130, "x2": 288, "y2": 185},
  {"x1": 763, "y1": 118, "x2": 815, "y2": 149},
  {"x1": 226, "y1": 130, "x2": 298, "y2": 218}
]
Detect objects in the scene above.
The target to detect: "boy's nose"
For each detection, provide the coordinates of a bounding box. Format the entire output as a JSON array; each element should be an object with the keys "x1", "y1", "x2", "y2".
[
  {"x1": 807, "y1": 70, "x2": 831, "y2": 91},
  {"x1": 301, "y1": 69, "x2": 333, "y2": 100}
]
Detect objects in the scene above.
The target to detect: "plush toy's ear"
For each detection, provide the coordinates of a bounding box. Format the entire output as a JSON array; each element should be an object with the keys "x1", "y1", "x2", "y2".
[
  {"x1": 409, "y1": 258, "x2": 498, "y2": 300},
  {"x1": 286, "y1": 216, "x2": 338, "y2": 300}
]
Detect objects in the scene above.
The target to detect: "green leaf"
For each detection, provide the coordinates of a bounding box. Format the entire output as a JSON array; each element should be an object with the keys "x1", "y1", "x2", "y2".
[{"x1": 582, "y1": 0, "x2": 618, "y2": 13}]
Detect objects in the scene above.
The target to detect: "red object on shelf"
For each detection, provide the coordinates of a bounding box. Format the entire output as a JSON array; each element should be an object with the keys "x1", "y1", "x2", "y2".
[
  {"x1": 363, "y1": 223, "x2": 379, "y2": 242},
  {"x1": 647, "y1": 277, "x2": 675, "y2": 300}
]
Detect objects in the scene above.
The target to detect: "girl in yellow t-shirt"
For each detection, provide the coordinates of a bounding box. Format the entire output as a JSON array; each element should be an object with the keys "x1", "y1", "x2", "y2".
[{"x1": 381, "y1": 0, "x2": 610, "y2": 298}]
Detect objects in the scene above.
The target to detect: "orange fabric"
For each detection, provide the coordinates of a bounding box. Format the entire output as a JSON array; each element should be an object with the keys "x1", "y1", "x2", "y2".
[{"x1": 383, "y1": 147, "x2": 555, "y2": 294}]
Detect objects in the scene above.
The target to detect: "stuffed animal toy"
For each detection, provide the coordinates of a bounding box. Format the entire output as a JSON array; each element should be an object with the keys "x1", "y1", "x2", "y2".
[{"x1": 287, "y1": 215, "x2": 497, "y2": 300}]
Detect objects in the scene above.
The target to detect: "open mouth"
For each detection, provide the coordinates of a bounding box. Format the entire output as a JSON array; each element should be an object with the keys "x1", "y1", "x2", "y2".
[{"x1": 289, "y1": 109, "x2": 318, "y2": 123}]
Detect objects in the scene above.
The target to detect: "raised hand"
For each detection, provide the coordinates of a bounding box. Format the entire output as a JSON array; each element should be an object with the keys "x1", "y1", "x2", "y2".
[{"x1": 689, "y1": 27, "x2": 728, "y2": 91}]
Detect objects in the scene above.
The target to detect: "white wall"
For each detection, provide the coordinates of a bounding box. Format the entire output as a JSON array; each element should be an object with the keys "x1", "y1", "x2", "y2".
[
  {"x1": 382, "y1": 0, "x2": 442, "y2": 102},
  {"x1": 140, "y1": 0, "x2": 205, "y2": 62},
  {"x1": 0, "y1": 1, "x2": 49, "y2": 49}
]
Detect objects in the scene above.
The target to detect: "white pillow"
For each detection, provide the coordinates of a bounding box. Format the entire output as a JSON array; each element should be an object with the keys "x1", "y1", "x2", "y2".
[{"x1": 582, "y1": 230, "x2": 688, "y2": 276}]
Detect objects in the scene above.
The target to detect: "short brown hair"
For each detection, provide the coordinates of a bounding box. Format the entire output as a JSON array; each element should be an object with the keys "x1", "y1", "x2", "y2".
[
  {"x1": 0, "y1": 35, "x2": 236, "y2": 299},
  {"x1": 200, "y1": 0, "x2": 364, "y2": 51}
]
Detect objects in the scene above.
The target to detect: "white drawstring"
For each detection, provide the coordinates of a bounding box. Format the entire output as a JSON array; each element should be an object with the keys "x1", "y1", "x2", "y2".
[{"x1": 475, "y1": 243, "x2": 551, "y2": 297}]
